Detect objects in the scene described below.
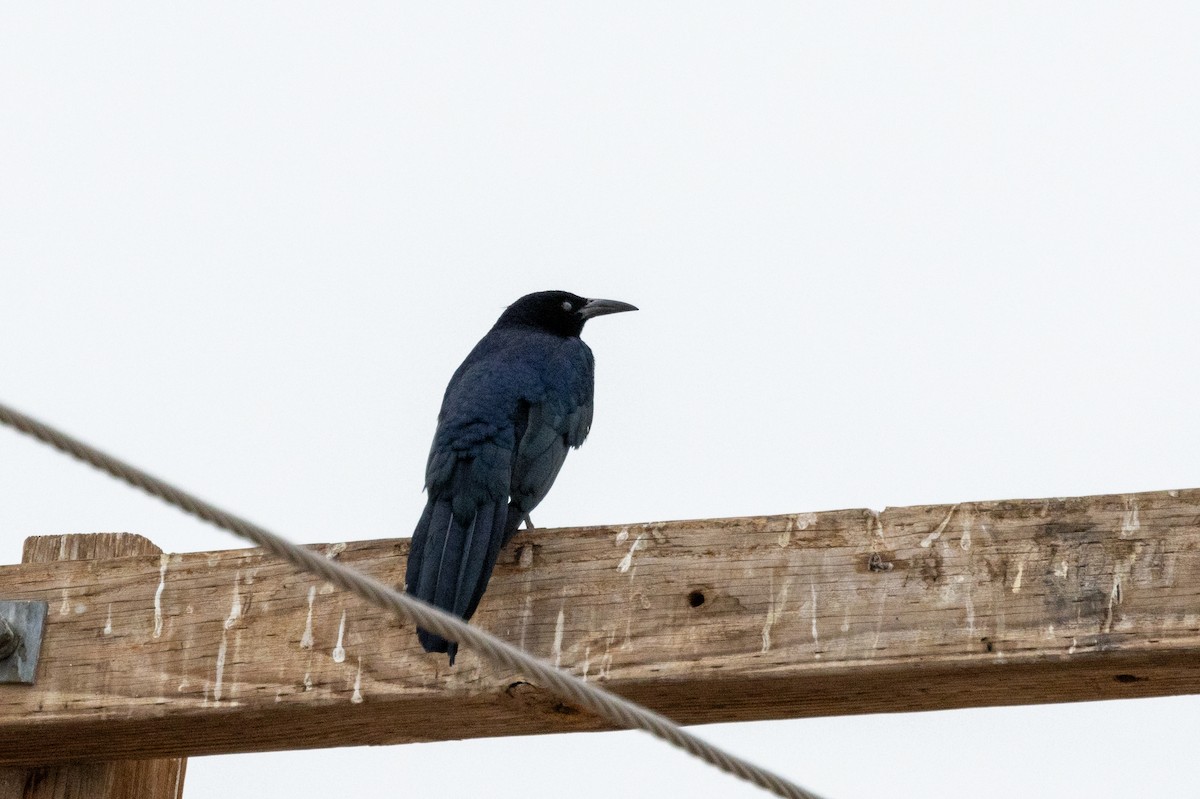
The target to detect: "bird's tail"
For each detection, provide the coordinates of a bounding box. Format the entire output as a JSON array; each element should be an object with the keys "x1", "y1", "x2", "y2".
[{"x1": 404, "y1": 495, "x2": 510, "y2": 664}]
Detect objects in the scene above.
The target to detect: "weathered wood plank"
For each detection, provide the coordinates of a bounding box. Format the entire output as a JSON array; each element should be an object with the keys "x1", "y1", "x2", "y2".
[
  {"x1": 0, "y1": 534, "x2": 187, "y2": 797},
  {"x1": 1, "y1": 488, "x2": 1199, "y2": 765}
]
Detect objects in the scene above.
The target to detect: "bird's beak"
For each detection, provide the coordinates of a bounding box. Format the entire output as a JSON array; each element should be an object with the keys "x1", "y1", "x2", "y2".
[{"x1": 579, "y1": 298, "x2": 639, "y2": 320}]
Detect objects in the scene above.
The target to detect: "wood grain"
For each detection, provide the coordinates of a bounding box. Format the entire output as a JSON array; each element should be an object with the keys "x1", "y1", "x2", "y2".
[
  {"x1": 0, "y1": 534, "x2": 187, "y2": 797},
  {"x1": 1, "y1": 488, "x2": 1199, "y2": 766}
]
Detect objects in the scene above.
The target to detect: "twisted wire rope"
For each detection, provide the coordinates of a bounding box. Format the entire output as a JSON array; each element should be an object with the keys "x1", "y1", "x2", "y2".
[{"x1": 0, "y1": 400, "x2": 824, "y2": 799}]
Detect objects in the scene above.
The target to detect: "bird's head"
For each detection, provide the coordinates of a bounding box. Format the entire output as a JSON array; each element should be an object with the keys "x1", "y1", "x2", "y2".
[{"x1": 495, "y1": 291, "x2": 638, "y2": 337}]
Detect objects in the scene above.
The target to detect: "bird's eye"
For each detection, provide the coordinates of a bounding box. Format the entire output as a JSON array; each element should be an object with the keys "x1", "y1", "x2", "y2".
[{"x1": 561, "y1": 301, "x2": 574, "y2": 312}]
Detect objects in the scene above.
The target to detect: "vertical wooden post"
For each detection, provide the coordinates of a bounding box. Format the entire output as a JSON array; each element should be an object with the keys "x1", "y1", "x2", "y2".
[{"x1": 0, "y1": 534, "x2": 187, "y2": 799}]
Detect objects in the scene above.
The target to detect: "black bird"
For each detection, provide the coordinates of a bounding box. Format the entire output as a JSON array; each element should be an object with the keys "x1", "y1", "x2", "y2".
[{"x1": 405, "y1": 290, "x2": 637, "y2": 663}]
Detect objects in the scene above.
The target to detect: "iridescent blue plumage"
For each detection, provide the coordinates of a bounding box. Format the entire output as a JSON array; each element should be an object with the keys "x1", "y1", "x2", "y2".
[{"x1": 404, "y1": 290, "x2": 635, "y2": 663}]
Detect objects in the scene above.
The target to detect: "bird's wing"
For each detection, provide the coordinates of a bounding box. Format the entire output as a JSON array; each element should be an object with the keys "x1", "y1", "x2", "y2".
[
  {"x1": 506, "y1": 340, "x2": 595, "y2": 541},
  {"x1": 406, "y1": 432, "x2": 514, "y2": 662},
  {"x1": 406, "y1": 333, "x2": 595, "y2": 660},
  {"x1": 406, "y1": 350, "x2": 526, "y2": 662}
]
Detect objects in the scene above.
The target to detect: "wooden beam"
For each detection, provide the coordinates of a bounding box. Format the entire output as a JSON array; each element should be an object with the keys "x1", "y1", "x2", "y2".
[
  {"x1": 0, "y1": 534, "x2": 187, "y2": 797},
  {"x1": 1, "y1": 488, "x2": 1199, "y2": 765}
]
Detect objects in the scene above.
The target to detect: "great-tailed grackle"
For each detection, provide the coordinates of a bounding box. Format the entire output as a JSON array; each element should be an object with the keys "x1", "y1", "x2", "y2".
[{"x1": 404, "y1": 290, "x2": 637, "y2": 663}]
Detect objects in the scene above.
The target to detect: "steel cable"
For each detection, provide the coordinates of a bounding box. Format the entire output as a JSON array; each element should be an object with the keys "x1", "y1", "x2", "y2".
[{"x1": 0, "y1": 400, "x2": 825, "y2": 799}]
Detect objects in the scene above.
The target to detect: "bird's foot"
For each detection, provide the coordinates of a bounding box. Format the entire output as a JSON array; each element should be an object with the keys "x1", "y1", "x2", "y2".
[{"x1": 523, "y1": 513, "x2": 535, "y2": 530}]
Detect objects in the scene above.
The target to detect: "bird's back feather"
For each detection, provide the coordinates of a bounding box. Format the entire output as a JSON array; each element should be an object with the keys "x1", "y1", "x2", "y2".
[{"x1": 405, "y1": 325, "x2": 596, "y2": 662}]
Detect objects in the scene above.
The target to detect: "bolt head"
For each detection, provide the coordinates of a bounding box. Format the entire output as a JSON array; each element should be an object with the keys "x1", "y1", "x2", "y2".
[{"x1": 0, "y1": 616, "x2": 19, "y2": 660}]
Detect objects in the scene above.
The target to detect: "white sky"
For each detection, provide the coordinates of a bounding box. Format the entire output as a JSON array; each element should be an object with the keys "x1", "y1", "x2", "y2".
[{"x1": 2, "y1": 3, "x2": 1199, "y2": 797}]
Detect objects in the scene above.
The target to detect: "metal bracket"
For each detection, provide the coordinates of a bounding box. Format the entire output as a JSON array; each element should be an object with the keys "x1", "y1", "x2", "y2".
[{"x1": 0, "y1": 600, "x2": 49, "y2": 685}]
